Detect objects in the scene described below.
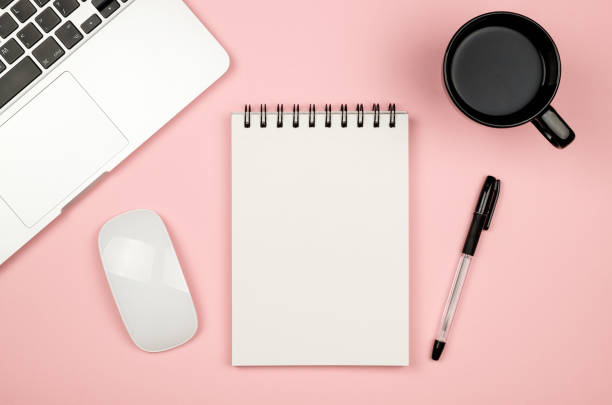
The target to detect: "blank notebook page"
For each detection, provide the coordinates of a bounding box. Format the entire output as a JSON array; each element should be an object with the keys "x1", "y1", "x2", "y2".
[{"x1": 232, "y1": 110, "x2": 409, "y2": 366}]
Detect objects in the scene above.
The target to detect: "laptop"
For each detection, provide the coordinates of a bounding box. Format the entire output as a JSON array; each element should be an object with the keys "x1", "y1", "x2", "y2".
[{"x1": 0, "y1": 0, "x2": 229, "y2": 265}]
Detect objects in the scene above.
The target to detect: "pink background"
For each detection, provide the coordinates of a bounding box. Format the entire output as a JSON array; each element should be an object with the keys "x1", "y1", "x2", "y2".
[{"x1": 1, "y1": 0, "x2": 611, "y2": 403}]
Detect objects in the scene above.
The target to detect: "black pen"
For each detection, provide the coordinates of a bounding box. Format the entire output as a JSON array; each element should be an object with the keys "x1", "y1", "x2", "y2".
[{"x1": 432, "y1": 175, "x2": 501, "y2": 361}]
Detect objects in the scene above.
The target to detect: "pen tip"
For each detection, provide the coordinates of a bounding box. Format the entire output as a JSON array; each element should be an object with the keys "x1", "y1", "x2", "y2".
[{"x1": 432, "y1": 340, "x2": 446, "y2": 361}]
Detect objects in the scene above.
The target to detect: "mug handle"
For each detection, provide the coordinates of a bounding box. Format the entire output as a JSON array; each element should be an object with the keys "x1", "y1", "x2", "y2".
[{"x1": 531, "y1": 106, "x2": 575, "y2": 149}]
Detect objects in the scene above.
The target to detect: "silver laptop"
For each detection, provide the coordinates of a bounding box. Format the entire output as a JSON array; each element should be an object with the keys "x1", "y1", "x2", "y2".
[{"x1": 0, "y1": 0, "x2": 229, "y2": 265}]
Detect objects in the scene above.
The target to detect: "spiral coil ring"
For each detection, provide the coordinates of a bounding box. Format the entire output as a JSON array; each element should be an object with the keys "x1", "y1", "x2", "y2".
[
  {"x1": 309, "y1": 104, "x2": 316, "y2": 128},
  {"x1": 325, "y1": 104, "x2": 332, "y2": 128},
  {"x1": 260, "y1": 104, "x2": 267, "y2": 128},
  {"x1": 292, "y1": 104, "x2": 300, "y2": 128},
  {"x1": 277, "y1": 104, "x2": 283, "y2": 127},
  {"x1": 373, "y1": 104, "x2": 381, "y2": 128},
  {"x1": 356, "y1": 104, "x2": 364, "y2": 128}
]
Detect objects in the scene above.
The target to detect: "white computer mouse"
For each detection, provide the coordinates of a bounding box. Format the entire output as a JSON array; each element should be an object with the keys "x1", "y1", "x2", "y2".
[{"x1": 98, "y1": 209, "x2": 197, "y2": 352}]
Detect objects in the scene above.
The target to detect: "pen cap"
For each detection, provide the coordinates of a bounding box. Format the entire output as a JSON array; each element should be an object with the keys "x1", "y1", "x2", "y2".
[
  {"x1": 476, "y1": 176, "x2": 500, "y2": 230},
  {"x1": 462, "y1": 176, "x2": 501, "y2": 255}
]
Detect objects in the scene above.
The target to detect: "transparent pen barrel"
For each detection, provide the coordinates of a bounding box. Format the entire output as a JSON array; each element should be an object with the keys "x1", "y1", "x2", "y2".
[{"x1": 437, "y1": 254, "x2": 472, "y2": 342}]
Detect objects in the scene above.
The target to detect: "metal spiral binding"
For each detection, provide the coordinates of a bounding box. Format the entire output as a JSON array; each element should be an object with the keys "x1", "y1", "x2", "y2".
[
  {"x1": 243, "y1": 104, "x2": 398, "y2": 128},
  {"x1": 389, "y1": 103, "x2": 396, "y2": 128},
  {"x1": 373, "y1": 104, "x2": 380, "y2": 128},
  {"x1": 244, "y1": 105, "x2": 251, "y2": 128},
  {"x1": 292, "y1": 104, "x2": 299, "y2": 128},
  {"x1": 340, "y1": 104, "x2": 348, "y2": 127},
  {"x1": 309, "y1": 104, "x2": 316, "y2": 127},
  {"x1": 356, "y1": 104, "x2": 364, "y2": 128},
  {"x1": 277, "y1": 104, "x2": 283, "y2": 127},
  {"x1": 325, "y1": 104, "x2": 332, "y2": 127},
  {"x1": 260, "y1": 104, "x2": 267, "y2": 128}
]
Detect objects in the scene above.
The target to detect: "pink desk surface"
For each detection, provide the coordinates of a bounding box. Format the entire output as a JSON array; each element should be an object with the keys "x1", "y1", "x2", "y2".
[{"x1": 1, "y1": 0, "x2": 611, "y2": 404}]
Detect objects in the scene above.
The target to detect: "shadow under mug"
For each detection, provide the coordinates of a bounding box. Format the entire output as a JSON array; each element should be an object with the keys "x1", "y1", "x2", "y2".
[{"x1": 443, "y1": 12, "x2": 575, "y2": 149}]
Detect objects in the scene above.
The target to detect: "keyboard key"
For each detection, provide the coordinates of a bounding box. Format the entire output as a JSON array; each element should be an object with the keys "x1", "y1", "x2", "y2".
[
  {"x1": 0, "y1": 11, "x2": 17, "y2": 38},
  {"x1": 32, "y1": 36, "x2": 63, "y2": 68},
  {"x1": 0, "y1": 56, "x2": 42, "y2": 109},
  {"x1": 0, "y1": 0, "x2": 15, "y2": 9},
  {"x1": 55, "y1": 20, "x2": 81, "y2": 49},
  {"x1": 32, "y1": 0, "x2": 50, "y2": 6},
  {"x1": 52, "y1": 0, "x2": 77, "y2": 17},
  {"x1": 34, "y1": 6, "x2": 59, "y2": 32},
  {"x1": 17, "y1": 22, "x2": 41, "y2": 48},
  {"x1": 11, "y1": 0, "x2": 36, "y2": 23},
  {"x1": 80, "y1": 13, "x2": 100, "y2": 34},
  {"x1": 0, "y1": 60, "x2": 5, "y2": 74},
  {"x1": 92, "y1": 0, "x2": 119, "y2": 18},
  {"x1": 0, "y1": 38, "x2": 24, "y2": 64}
]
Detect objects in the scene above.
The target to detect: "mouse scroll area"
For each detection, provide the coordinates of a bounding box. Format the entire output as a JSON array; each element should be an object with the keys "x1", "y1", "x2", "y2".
[{"x1": 98, "y1": 210, "x2": 198, "y2": 352}]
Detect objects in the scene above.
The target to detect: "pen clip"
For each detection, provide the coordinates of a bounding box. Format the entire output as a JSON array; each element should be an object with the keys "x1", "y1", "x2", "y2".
[{"x1": 483, "y1": 178, "x2": 500, "y2": 230}]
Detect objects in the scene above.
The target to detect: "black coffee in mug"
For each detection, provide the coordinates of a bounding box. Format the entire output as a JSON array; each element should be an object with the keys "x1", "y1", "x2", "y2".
[{"x1": 443, "y1": 12, "x2": 575, "y2": 149}]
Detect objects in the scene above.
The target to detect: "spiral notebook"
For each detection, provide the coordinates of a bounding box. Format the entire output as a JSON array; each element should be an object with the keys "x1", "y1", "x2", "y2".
[{"x1": 232, "y1": 104, "x2": 409, "y2": 366}]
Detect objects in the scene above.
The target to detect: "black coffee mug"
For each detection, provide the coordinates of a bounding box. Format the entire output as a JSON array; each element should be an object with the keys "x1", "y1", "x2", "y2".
[{"x1": 443, "y1": 11, "x2": 575, "y2": 149}]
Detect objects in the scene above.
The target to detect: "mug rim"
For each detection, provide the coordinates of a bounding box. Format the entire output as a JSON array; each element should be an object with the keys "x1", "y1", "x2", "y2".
[{"x1": 443, "y1": 11, "x2": 562, "y2": 128}]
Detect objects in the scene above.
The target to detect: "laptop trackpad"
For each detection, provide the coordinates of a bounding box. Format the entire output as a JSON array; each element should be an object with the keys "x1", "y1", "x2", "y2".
[{"x1": 0, "y1": 73, "x2": 128, "y2": 227}]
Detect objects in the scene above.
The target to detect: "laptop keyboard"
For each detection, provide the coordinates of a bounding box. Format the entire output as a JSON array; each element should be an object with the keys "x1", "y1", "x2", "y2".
[{"x1": 0, "y1": 0, "x2": 130, "y2": 110}]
